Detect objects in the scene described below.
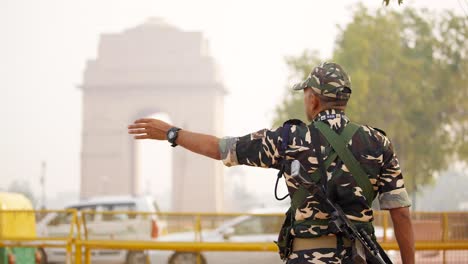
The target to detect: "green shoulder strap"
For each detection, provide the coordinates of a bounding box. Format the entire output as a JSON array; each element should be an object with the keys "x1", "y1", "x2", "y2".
[
  {"x1": 314, "y1": 122, "x2": 375, "y2": 206},
  {"x1": 291, "y1": 122, "x2": 365, "y2": 210}
]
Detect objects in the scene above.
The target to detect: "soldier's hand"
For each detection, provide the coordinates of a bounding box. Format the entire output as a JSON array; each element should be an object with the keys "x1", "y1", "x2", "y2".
[{"x1": 128, "y1": 118, "x2": 172, "y2": 140}]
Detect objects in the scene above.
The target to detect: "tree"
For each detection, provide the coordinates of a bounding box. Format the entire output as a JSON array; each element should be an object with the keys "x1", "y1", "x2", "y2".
[
  {"x1": 384, "y1": 0, "x2": 403, "y2": 5},
  {"x1": 383, "y1": 0, "x2": 403, "y2": 5},
  {"x1": 272, "y1": 6, "x2": 468, "y2": 192},
  {"x1": 272, "y1": 50, "x2": 321, "y2": 125}
]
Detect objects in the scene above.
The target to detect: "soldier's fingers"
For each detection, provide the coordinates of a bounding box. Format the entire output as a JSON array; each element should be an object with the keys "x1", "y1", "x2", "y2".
[
  {"x1": 134, "y1": 135, "x2": 150, "y2": 139},
  {"x1": 134, "y1": 118, "x2": 153, "y2": 124},
  {"x1": 128, "y1": 124, "x2": 147, "y2": 129},
  {"x1": 128, "y1": 129, "x2": 146, "y2": 134}
]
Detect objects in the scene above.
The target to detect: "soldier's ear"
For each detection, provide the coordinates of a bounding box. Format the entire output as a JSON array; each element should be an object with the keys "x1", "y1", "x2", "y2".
[
  {"x1": 304, "y1": 88, "x2": 313, "y2": 101},
  {"x1": 310, "y1": 92, "x2": 320, "y2": 108},
  {"x1": 303, "y1": 89, "x2": 310, "y2": 106}
]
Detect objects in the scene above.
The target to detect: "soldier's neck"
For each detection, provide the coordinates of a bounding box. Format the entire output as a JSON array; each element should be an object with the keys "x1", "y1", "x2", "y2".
[
  {"x1": 311, "y1": 109, "x2": 347, "y2": 123},
  {"x1": 312, "y1": 108, "x2": 346, "y2": 118}
]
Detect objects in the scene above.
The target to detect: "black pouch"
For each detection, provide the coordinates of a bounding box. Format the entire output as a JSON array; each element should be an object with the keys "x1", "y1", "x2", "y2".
[{"x1": 274, "y1": 208, "x2": 295, "y2": 260}]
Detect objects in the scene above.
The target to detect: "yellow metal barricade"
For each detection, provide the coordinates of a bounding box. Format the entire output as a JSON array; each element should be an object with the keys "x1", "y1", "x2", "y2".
[
  {"x1": 77, "y1": 211, "x2": 285, "y2": 264},
  {"x1": 0, "y1": 209, "x2": 78, "y2": 264},
  {"x1": 79, "y1": 212, "x2": 468, "y2": 263},
  {"x1": 75, "y1": 210, "x2": 468, "y2": 264},
  {"x1": 2, "y1": 210, "x2": 468, "y2": 263}
]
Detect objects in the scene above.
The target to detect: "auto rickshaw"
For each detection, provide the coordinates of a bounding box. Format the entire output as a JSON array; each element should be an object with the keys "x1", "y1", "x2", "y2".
[{"x1": 0, "y1": 192, "x2": 41, "y2": 264}]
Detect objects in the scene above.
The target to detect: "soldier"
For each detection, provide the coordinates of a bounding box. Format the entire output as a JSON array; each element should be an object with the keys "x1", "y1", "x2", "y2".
[{"x1": 128, "y1": 62, "x2": 415, "y2": 264}]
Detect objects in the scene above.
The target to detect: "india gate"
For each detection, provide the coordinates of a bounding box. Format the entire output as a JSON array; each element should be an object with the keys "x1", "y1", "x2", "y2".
[{"x1": 79, "y1": 19, "x2": 225, "y2": 212}]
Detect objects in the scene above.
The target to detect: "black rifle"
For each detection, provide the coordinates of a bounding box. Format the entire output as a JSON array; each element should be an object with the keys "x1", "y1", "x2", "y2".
[{"x1": 290, "y1": 160, "x2": 393, "y2": 264}]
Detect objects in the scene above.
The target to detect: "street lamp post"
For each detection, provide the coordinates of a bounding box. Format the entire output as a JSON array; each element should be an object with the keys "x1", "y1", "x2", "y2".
[{"x1": 40, "y1": 161, "x2": 46, "y2": 209}]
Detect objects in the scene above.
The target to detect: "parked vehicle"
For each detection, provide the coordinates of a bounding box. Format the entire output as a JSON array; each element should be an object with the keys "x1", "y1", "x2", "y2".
[
  {"x1": 150, "y1": 207, "x2": 395, "y2": 264},
  {"x1": 150, "y1": 207, "x2": 286, "y2": 264},
  {"x1": 37, "y1": 195, "x2": 165, "y2": 264},
  {"x1": 0, "y1": 192, "x2": 42, "y2": 264}
]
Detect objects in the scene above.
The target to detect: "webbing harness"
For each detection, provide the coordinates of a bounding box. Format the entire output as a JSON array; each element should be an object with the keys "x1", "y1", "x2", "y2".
[
  {"x1": 274, "y1": 120, "x2": 377, "y2": 259},
  {"x1": 315, "y1": 121, "x2": 375, "y2": 204},
  {"x1": 290, "y1": 121, "x2": 375, "y2": 229}
]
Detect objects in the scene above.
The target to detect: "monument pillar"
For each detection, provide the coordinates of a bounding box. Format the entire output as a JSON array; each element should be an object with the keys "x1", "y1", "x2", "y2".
[{"x1": 80, "y1": 18, "x2": 225, "y2": 212}]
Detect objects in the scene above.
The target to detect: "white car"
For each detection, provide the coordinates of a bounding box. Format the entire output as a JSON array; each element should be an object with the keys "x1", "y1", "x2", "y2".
[
  {"x1": 150, "y1": 207, "x2": 287, "y2": 264},
  {"x1": 37, "y1": 195, "x2": 165, "y2": 264},
  {"x1": 150, "y1": 207, "x2": 395, "y2": 264}
]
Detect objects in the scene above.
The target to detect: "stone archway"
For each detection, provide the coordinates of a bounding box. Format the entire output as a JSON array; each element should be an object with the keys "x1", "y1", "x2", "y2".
[{"x1": 80, "y1": 18, "x2": 225, "y2": 212}]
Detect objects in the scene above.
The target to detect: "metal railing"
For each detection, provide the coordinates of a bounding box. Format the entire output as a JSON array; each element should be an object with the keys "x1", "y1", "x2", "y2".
[
  {"x1": 0, "y1": 209, "x2": 79, "y2": 264},
  {"x1": 0, "y1": 210, "x2": 467, "y2": 263}
]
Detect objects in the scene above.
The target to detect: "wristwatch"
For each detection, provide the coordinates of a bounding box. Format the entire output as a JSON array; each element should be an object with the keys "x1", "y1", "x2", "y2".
[{"x1": 167, "y1": 127, "x2": 182, "y2": 147}]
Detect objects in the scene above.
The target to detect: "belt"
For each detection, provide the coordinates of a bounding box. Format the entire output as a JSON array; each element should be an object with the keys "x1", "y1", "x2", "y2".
[{"x1": 292, "y1": 235, "x2": 352, "y2": 251}]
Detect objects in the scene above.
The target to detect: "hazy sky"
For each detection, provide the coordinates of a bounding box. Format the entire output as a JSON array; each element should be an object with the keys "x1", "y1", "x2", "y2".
[{"x1": 1, "y1": 0, "x2": 463, "y2": 209}]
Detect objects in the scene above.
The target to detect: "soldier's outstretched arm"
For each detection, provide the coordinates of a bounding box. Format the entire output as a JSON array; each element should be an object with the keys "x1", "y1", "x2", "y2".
[
  {"x1": 128, "y1": 118, "x2": 221, "y2": 160},
  {"x1": 389, "y1": 206, "x2": 415, "y2": 264},
  {"x1": 128, "y1": 117, "x2": 284, "y2": 168}
]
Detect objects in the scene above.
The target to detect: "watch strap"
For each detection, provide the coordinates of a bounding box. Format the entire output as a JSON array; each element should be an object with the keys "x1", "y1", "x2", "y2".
[{"x1": 167, "y1": 127, "x2": 182, "y2": 147}]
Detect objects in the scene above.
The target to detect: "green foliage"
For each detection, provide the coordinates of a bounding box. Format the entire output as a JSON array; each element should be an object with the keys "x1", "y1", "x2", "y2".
[
  {"x1": 272, "y1": 6, "x2": 468, "y2": 191},
  {"x1": 273, "y1": 50, "x2": 321, "y2": 126},
  {"x1": 383, "y1": 0, "x2": 403, "y2": 5}
]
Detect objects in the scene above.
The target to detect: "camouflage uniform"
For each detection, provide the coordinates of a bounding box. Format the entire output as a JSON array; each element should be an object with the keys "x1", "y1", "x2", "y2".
[{"x1": 219, "y1": 62, "x2": 411, "y2": 263}]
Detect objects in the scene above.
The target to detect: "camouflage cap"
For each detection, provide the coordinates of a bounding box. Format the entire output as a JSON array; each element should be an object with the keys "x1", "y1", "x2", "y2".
[{"x1": 292, "y1": 62, "x2": 352, "y2": 100}]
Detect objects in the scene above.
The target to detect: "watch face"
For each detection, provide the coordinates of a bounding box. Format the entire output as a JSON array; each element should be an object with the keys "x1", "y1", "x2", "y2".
[{"x1": 168, "y1": 131, "x2": 175, "y2": 139}]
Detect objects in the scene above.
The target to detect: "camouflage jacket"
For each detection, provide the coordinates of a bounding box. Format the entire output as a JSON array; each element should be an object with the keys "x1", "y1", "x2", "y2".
[{"x1": 219, "y1": 109, "x2": 411, "y2": 238}]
